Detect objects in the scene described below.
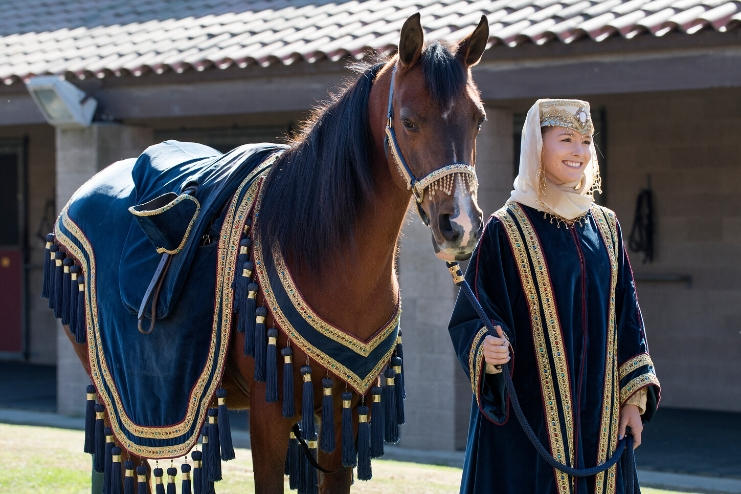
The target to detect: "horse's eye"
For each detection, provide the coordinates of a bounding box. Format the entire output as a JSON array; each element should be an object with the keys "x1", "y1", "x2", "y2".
[
  {"x1": 477, "y1": 116, "x2": 486, "y2": 131},
  {"x1": 401, "y1": 118, "x2": 416, "y2": 130}
]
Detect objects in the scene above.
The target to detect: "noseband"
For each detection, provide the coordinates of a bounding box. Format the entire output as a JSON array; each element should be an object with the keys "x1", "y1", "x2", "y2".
[{"x1": 384, "y1": 64, "x2": 478, "y2": 226}]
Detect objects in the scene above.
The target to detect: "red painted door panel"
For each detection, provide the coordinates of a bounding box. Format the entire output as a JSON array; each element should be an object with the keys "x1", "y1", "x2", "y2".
[{"x1": 0, "y1": 249, "x2": 22, "y2": 353}]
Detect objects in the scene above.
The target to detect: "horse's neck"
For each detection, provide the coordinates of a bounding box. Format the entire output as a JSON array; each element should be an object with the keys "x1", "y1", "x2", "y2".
[{"x1": 290, "y1": 166, "x2": 409, "y2": 340}]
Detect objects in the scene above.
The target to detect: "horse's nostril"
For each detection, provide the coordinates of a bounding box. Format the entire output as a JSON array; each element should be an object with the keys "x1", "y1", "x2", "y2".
[{"x1": 439, "y1": 214, "x2": 460, "y2": 243}]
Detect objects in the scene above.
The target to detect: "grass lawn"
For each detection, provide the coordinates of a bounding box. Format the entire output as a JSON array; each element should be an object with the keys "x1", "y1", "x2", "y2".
[{"x1": 0, "y1": 423, "x2": 692, "y2": 493}]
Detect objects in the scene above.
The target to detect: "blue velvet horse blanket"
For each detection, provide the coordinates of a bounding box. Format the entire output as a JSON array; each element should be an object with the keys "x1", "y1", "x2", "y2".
[{"x1": 55, "y1": 141, "x2": 284, "y2": 457}]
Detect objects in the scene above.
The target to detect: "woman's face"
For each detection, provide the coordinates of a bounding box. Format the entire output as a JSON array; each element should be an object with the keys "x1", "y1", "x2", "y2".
[{"x1": 541, "y1": 126, "x2": 592, "y2": 185}]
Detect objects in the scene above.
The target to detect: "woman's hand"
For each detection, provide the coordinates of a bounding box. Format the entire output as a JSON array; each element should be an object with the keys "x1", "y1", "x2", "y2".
[
  {"x1": 483, "y1": 326, "x2": 510, "y2": 366},
  {"x1": 618, "y1": 404, "x2": 643, "y2": 449}
]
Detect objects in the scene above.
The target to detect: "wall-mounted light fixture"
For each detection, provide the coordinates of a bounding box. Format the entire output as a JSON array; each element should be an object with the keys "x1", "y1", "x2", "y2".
[{"x1": 26, "y1": 76, "x2": 97, "y2": 127}]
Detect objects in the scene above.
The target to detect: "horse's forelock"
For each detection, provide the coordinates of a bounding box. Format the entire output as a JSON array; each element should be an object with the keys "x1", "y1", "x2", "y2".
[{"x1": 420, "y1": 41, "x2": 467, "y2": 109}]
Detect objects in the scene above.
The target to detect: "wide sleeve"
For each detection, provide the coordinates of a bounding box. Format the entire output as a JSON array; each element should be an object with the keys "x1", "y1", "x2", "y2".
[
  {"x1": 614, "y1": 220, "x2": 661, "y2": 422},
  {"x1": 448, "y1": 217, "x2": 520, "y2": 424}
]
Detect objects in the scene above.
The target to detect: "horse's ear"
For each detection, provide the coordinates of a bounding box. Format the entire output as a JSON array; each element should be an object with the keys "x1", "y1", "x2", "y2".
[
  {"x1": 456, "y1": 15, "x2": 489, "y2": 67},
  {"x1": 398, "y1": 13, "x2": 424, "y2": 72}
]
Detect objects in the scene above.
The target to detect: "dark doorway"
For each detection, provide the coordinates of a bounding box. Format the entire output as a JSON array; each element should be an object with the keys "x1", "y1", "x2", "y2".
[{"x1": 0, "y1": 139, "x2": 26, "y2": 357}]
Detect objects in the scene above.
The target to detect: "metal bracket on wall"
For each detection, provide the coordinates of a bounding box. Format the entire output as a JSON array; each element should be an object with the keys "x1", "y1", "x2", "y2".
[{"x1": 633, "y1": 273, "x2": 692, "y2": 289}]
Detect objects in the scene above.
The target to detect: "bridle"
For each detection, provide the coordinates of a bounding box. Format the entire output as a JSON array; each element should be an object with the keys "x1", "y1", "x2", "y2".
[{"x1": 383, "y1": 64, "x2": 479, "y2": 226}]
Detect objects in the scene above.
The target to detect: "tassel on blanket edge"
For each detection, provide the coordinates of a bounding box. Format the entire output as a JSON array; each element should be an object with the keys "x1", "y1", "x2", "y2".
[
  {"x1": 205, "y1": 409, "x2": 222, "y2": 482},
  {"x1": 239, "y1": 282, "x2": 258, "y2": 341},
  {"x1": 123, "y1": 460, "x2": 135, "y2": 494},
  {"x1": 47, "y1": 244, "x2": 59, "y2": 307},
  {"x1": 201, "y1": 430, "x2": 216, "y2": 494},
  {"x1": 216, "y1": 388, "x2": 235, "y2": 461},
  {"x1": 53, "y1": 251, "x2": 65, "y2": 318},
  {"x1": 320, "y1": 377, "x2": 334, "y2": 453},
  {"x1": 167, "y1": 466, "x2": 178, "y2": 494},
  {"x1": 253, "y1": 307, "x2": 268, "y2": 381},
  {"x1": 266, "y1": 328, "x2": 279, "y2": 403},
  {"x1": 392, "y1": 356, "x2": 405, "y2": 425},
  {"x1": 288, "y1": 430, "x2": 300, "y2": 490},
  {"x1": 384, "y1": 367, "x2": 399, "y2": 444},
  {"x1": 93, "y1": 404, "x2": 105, "y2": 473},
  {"x1": 110, "y1": 447, "x2": 122, "y2": 494},
  {"x1": 153, "y1": 466, "x2": 165, "y2": 494},
  {"x1": 136, "y1": 466, "x2": 148, "y2": 494},
  {"x1": 370, "y1": 386, "x2": 384, "y2": 458},
  {"x1": 396, "y1": 331, "x2": 405, "y2": 399},
  {"x1": 233, "y1": 239, "x2": 251, "y2": 317},
  {"x1": 104, "y1": 427, "x2": 115, "y2": 494},
  {"x1": 357, "y1": 405, "x2": 372, "y2": 481},
  {"x1": 76, "y1": 276, "x2": 87, "y2": 344},
  {"x1": 84, "y1": 385, "x2": 96, "y2": 454},
  {"x1": 301, "y1": 365, "x2": 315, "y2": 439},
  {"x1": 181, "y1": 462, "x2": 192, "y2": 494},
  {"x1": 191, "y1": 450, "x2": 203, "y2": 494},
  {"x1": 69, "y1": 265, "x2": 80, "y2": 334},
  {"x1": 306, "y1": 431, "x2": 319, "y2": 494},
  {"x1": 297, "y1": 428, "x2": 307, "y2": 493},
  {"x1": 341, "y1": 391, "x2": 356, "y2": 467},
  {"x1": 281, "y1": 347, "x2": 295, "y2": 418},
  {"x1": 42, "y1": 233, "x2": 54, "y2": 299},
  {"x1": 61, "y1": 257, "x2": 73, "y2": 325}
]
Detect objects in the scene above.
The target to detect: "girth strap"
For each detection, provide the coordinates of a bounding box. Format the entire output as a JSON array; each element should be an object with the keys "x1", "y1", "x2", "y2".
[{"x1": 291, "y1": 423, "x2": 344, "y2": 475}]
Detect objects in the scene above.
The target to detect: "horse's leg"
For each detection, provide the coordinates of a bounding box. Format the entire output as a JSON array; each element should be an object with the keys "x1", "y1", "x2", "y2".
[
  {"x1": 250, "y1": 389, "x2": 292, "y2": 493},
  {"x1": 317, "y1": 393, "x2": 355, "y2": 494}
]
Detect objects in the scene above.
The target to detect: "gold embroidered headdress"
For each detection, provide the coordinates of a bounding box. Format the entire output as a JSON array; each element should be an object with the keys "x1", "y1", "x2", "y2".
[
  {"x1": 509, "y1": 98, "x2": 601, "y2": 222},
  {"x1": 539, "y1": 99, "x2": 594, "y2": 136}
]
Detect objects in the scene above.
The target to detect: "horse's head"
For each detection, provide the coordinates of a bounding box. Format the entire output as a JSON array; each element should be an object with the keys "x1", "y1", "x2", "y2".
[{"x1": 385, "y1": 13, "x2": 488, "y2": 262}]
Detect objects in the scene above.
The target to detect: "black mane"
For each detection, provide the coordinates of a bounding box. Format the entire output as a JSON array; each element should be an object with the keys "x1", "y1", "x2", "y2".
[{"x1": 257, "y1": 44, "x2": 467, "y2": 273}]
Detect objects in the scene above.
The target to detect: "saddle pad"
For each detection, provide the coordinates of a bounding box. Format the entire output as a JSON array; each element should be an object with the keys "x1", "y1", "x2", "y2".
[{"x1": 55, "y1": 142, "x2": 282, "y2": 458}]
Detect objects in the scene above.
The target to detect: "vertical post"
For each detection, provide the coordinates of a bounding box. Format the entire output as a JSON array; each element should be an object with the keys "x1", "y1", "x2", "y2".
[{"x1": 55, "y1": 123, "x2": 152, "y2": 416}]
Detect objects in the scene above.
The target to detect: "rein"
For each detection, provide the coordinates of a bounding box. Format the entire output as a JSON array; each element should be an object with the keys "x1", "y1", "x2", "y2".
[
  {"x1": 445, "y1": 261, "x2": 641, "y2": 490},
  {"x1": 383, "y1": 64, "x2": 478, "y2": 226}
]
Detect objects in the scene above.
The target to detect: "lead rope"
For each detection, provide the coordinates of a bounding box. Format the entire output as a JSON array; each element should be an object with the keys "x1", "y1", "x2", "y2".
[{"x1": 446, "y1": 261, "x2": 640, "y2": 490}]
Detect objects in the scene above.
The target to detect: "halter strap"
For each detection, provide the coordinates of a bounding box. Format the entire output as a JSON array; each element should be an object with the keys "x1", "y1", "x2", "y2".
[{"x1": 384, "y1": 64, "x2": 478, "y2": 205}]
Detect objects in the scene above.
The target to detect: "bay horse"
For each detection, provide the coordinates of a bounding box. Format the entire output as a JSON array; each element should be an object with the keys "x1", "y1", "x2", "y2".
[{"x1": 60, "y1": 13, "x2": 490, "y2": 494}]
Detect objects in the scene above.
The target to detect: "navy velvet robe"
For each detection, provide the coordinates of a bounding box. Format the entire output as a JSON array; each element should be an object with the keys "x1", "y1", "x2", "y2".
[{"x1": 449, "y1": 202, "x2": 660, "y2": 494}]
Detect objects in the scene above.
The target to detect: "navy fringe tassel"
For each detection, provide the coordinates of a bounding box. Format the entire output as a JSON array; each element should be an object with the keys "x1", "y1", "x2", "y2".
[
  {"x1": 392, "y1": 356, "x2": 405, "y2": 425},
  {"x1": 167, "y1": 466, "x2": 178, "y2": 494},
  {"x1": 297, "y1": 429, "x2": 307, "y2": 493},
  {"x1": 53, "y1": 251, "x2": 65, "y2": 318},
  {"x1": 320, "y1": 378, "x2": 334, "y2": 453},
  {"x1": 61, "y1": 258, "x2": 73, "y2": 324},
  {"x1": 191, "y1": 450, "x2": 203, "y2": 494},
  {"x1": 136, "y1": 466, "x2": 148, "y2": 494},
  {"x1": 47, "y1": 244, "x2": 58, "y2": 308},
  {"x1": 253, "y1": 307, "x2": 268, "y2": 381},
  {"x1": 181, "y1": 463, "x2": 192, "y2": 494},
  {"x1": 300, "y1": 366, "x2": 315, "y2": 439},
  {"x1": 341, "y1": 392, "x2": 356, "y2": 467},
  {"x1": 84, "y1": 385, "x2": 96, "y2": 454},
  {"x1": 239, "y1": 282, "x2": 258, "y2": 339},
  {"x1": 76, "y1": 277, "x2": 86, "y2": 343},
  {"x1": 266, "y1": 328, "x2": 279, "y2": 402},
  {"x1": 42, "y1": 233, "x2": 54, "y2": 299},
  {"x1": 201, "y1": 429, "x2": 217, "y2": 494},
  {"x1": 104, "y1": 427, "x2": 114, "y2": 494},
  {"x1": 233, "y1": 239, "x2": 251, "y2": 317},
  {"x1": 154, "y1": 467, "x2": 165, "y2": 494},
  {"x1": 123, "y1": 460, "x2": 135, "y2": 494},
  {"x1": 288, "y1": 431, "x2": 299, "y2": 489},
  {"x1": 370, "y1": 386, "x2": 384, "y2": 458},
  {"x1": 69, "y1": 265, "x2": 80, "y2": 333},
  {"x1": 93, "y1": 404, "x2": 105, "y2": 473},
  {"x1": 384, "y1": 367, "x2": 399, "y2": 443},
  {"x1": 110, "y1": 447, "x2": 122, "y2": 494},
  {"x1": 357, "y1": 405, "x2": 372, "y2": 481},
  {"x1": 281, "y1": 347, "x2": 295, "y2": 418},
  {"x1": 305, "y1": 431, "x2": 319, "y2": 494},
  {"x1": 397, "y1": 331, "x2": 406, "y2": 398},
  {"x1": 206, "y1": 410, "x2": 222, "y2": 481},
  {"x1": 216, "y1": 388, "x2": 235, "y2": 461}
]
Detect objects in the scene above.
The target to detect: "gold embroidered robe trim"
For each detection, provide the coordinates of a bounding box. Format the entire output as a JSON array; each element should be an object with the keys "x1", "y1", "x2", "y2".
[{"x1": 494, "y1": 202, "x2": 574, "y2": 494}]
